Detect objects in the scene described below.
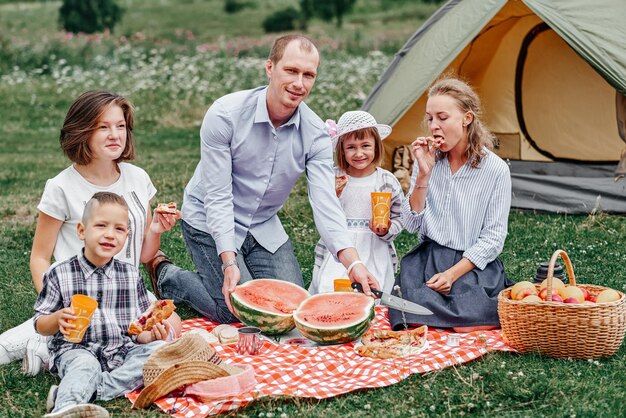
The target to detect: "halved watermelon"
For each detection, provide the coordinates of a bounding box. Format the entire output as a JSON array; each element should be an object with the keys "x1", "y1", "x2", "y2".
[
  {"x1": 230, "y1": 279, "x2": 309, "y2": 335},
  {"x1": 293, "y1": 292, "x2": 375, "y2": 345}
]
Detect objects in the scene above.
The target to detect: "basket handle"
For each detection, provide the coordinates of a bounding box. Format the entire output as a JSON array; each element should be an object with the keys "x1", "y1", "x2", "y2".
[{"x1": 546, "y1": 249, "x2": 576, "y2": 299}]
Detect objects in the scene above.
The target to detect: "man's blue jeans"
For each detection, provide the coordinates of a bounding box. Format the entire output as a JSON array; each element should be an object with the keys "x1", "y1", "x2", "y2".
[{"x1": 158, "y1": 221, "x2": 304, "y2": 324}]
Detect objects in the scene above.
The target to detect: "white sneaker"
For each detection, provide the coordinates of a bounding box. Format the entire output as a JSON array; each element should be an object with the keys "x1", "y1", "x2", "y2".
[
  {"x1": 21, "y1": 334, "x2": 50, "y2": 376},
  {"x1": 43, "y1": 403, "x2": 109, "y2": 418},
  {"x1": 0, "y1": 318, "x2": 38, "y2": 365},
  {"x1": 46, "y1": 385, "x2": 58, "y2": 413}
]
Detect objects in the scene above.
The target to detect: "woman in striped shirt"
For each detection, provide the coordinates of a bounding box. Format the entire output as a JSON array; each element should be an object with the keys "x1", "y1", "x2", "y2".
[{"x1": 388, "y1": 78, "x2": 514, "y2": 332}]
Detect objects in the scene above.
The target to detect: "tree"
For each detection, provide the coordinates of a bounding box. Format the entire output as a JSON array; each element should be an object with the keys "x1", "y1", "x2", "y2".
[
  {"x1": 59, "y1": 0, "x2": 124, "y2": 34},
  {"x1": 305, "y1": 0, "x2": 357, "y2": 28}
]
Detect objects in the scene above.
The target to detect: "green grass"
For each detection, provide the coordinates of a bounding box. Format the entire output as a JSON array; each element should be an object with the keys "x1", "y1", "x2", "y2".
[{"x1": 1, "y1": 0, "x2": 625, "y2": 416}]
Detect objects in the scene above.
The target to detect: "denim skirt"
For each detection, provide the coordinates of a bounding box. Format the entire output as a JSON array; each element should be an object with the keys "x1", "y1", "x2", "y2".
[{"x1": 389, "y1": 239, "x2": 514, "y2": 330}]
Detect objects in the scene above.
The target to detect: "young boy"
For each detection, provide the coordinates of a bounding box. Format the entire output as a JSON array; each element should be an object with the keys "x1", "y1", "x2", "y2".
[{"x1": 34, "y1": 192, "x2": 171, "y2": 417}]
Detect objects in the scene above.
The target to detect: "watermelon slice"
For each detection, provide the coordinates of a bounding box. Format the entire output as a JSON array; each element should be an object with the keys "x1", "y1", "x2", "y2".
[
  {"x1": 230, "y1": 279, "x2": 309, "y2": 335},
  {"x1": 293, "y1": 292, "x2": 375, "y2": 345}
]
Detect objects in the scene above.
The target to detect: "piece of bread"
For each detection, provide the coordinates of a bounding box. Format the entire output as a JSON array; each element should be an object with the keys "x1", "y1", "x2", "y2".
[
  {"x1": 212, "y1": 324, "x2": 239, "y2": 344},
  {"x1": 155, "y1": 202, "x2": 177, "y2": 215},
  {"x1": 128, "y1": 300, "x2": 176, "y2": 335},
  {"x1": 335, "y1": 175, "x2": 349, "y2": 197}
]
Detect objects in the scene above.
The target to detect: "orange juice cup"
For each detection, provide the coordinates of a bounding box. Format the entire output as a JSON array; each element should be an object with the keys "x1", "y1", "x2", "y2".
[
  {"x1": 371, "y1": 191, "x2": 392, "y2": 228},
  {"x1": 65, "y1": 294, "x2": 98, "y2": 343},
  {"x1": 333, "y1": 278, "x2": 353, "y2": 292}
]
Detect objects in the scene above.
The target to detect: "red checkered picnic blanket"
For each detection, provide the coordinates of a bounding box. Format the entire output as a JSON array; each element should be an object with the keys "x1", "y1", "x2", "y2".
[{"x1": 127, "y1": 306, "x2": 514, "y2": 416}]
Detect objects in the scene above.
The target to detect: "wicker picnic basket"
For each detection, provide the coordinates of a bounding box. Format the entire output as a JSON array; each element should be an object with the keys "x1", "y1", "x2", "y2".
[{"x1": 497, "y1": 249, "x2": 626, "y2": 359}]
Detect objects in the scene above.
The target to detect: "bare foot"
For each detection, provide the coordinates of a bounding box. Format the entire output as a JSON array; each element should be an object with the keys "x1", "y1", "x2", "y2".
[{"x1": 452, "y1": 325, "x2": 499, "y2": 333}]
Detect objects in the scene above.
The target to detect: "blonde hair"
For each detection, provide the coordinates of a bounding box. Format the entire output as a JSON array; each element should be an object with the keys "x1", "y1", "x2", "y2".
[
  {"x1": 428, "y1": 78, "x2": 494, "y2": 168},
  {"x1": 335, "y1": 127, "x2": 383, "y2": 172},
  {"x1": 268, "y1": 34, "x2": 317, "y2": 64}
]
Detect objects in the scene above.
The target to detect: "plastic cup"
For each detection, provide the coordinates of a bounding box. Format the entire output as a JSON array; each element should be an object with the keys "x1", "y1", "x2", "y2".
[
  {"x1": 65, "y1": 294, "x2": 98, "y2": 343},
  {"x1": 371, "y1": 192, "x2": 392, "y2": 228},
  {"x1": 333, "y1": 278, "x2": 353, "y2": 292},
  {"x1": 237, "y1": 327, "x2": 262, "y2": 355}
]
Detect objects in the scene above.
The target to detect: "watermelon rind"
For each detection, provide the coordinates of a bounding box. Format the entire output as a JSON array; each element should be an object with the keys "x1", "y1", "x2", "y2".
[
  {"x1": 293, "y1": 293, "x2": 375, "y2": 345},
  {"x1": 230, "y1": 279, "x2": 309, "y2": 335}
]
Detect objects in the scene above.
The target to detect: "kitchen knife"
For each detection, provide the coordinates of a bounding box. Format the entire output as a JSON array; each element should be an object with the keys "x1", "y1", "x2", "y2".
[{"x1": 351, "y1": 282, "x2": 433, "y2": 315}]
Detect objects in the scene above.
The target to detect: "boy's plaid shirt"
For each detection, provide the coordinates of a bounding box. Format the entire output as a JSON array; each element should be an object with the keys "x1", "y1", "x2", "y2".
[{"x1": 34, "y1": 251, "x2": 151, "y2": 372}]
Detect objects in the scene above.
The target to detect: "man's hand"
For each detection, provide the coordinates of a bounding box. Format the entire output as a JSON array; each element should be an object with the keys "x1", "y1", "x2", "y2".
[
  {"x1": 349, "y1": 263, "x2": 381, "y2": 297},
  {"x1": 222, "y1": 265, "x2": 240, "y2": 314}
]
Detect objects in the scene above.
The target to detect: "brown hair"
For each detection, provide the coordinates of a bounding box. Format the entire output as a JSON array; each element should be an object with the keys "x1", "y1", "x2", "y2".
[
  {"x1": 335, "y1": 127, "x2": 384, "y2": 172},
  {"x1": 427, "y1": 78, "x2": 494, "y2": 168},
  {"x1": 60, "y1": 90, "x2": 135, "y2": 165},
  {"x1": 268, "y1": 34, "x2": 317, "y2": 64},
  {"x1": 82, "y1": 191, "x2": 128, "y2": 225}
]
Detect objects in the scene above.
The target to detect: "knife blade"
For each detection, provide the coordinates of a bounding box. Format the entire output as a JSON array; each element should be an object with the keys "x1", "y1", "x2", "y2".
[{"x1": 351, "y1": 282, "x2": 433, "y2": 315}]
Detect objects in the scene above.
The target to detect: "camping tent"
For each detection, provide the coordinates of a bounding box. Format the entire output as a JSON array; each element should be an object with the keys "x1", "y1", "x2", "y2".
[{"x1": 362, "y1": 0, "x2": 626, "y2": 214}]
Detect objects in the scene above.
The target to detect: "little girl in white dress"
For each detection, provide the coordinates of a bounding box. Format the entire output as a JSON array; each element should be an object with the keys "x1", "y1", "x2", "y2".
[{"x1": 309, "y1": 111, "x2": 404, "y2": 294}]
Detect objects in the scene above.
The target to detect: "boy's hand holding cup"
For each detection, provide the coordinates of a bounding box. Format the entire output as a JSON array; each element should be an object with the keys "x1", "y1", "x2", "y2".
[{"x1": 63, "y1": 294, "x2": 98, "y2": 343}]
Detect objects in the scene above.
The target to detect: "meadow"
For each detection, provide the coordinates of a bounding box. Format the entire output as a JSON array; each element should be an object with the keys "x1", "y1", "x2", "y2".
[{"x1": 0, "y1": 0, "x2": 625, "y2": 416}]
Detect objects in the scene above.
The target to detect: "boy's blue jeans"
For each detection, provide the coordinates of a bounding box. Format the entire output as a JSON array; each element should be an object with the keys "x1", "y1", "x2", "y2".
[
  {"x1": 52, "y1": 341, "x2": 164, "y2": 412},
  {"x1": 158, "y1": 221, "x2": 304, "y2": 324}
]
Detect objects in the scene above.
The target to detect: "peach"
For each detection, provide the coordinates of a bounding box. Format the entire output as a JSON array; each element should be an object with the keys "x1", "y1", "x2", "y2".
[
  {"x1": 580, "y1": 287, "x2": 591, "y2": 301},
  {"x1": 559, "y1": 286, "x2": 585, "y2": 303},
  {"x1": 563, "y1": 297, "x2": 581, "y2": 304},
  {"x1": 538, "y1": 287, "x2": 558, "y2": 301},
  {"x1": 596, "y1": 289, "x2": 621, "y2": 303},
  {"x1": 521, "y1": 295, "x2": 542, "y2": 302},
  {"x1": 510, "y1": 281, "x2": 538, "y2": 300},
  {"x1": 539, "y1": 277, "x2": 565, "y2": 291},
  {"x1": 548, "y1": 294, "x2": 564, "y2": 303}
]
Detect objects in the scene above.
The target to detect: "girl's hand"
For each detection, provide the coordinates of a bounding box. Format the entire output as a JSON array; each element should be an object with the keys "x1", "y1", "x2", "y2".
[
  {"x1": 149, "y1": 210, "x2": 181, "y2": 234},
  {"x1": 57, "y1": 307, "x2": 76, "y2": 336},
  {"x1": 426, "y1": 271, "x2": 455, "y2": 294},
  {"x1": 411, "y1": 136, "x2": 444, "y2": 177},
  {"x1": 369, "y1": 219, "x2": 389, "y2": 237}
]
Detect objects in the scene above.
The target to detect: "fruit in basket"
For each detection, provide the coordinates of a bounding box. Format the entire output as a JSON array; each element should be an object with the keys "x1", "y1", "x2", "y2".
[
  {"x1": 230, "y1": 279, "x2": 310, "y2": 335},
  {"x1": 596, "y1": 289, "x2": 621, "y2": 303},
  {"x1": 580, "y1": 287, "x2": 591, "y2": 301},
  {"x1": 510, "y1": 281, "x2": 537, "y2": 300},
  {"x1": 563, "y1": 297, "x2": 581, "y2": 304},
  {"x1": 293, "y1": 292, "x2": 375, "y2": 345},
  {"x1": 559, "y1": 286, "x2": 585, "y2": 303},
  {"x1": 548, "y1": 294, "x2": 564, "y2": 303},
  {"x1": 521, "y1": 295, "x2": 542, "y2": 302},
  {"x1": 539, "y1": 277, "x2": 565, "y2": 291}
]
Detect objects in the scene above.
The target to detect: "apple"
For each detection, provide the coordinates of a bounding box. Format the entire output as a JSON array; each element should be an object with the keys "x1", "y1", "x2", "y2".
[
  {"x1": 510, "y1": 281, "x2": 538, "y2": 300},
  {"x1": 559, "y1": 286, "x2": 585, "y2": 303},
  {"x1": 521, "y1": 295, "x2": 542, "y2": 302},
  {"x1": 596, "y1": 289, "x2": 621, "y2": 303},
  {"x1": 563, "y1": 297, "x2": 581, "y2": 304},
  {"x1": 587, "y1": 295, "x2": 597, "y2": 303}
]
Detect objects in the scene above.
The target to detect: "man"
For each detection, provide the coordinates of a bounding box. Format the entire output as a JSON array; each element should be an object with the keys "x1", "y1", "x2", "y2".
[{"x1": 147, "y1": 34, "x2": 380, "y2": 324}]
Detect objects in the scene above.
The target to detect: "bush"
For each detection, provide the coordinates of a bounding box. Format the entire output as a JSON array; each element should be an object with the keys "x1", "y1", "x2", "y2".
[
  {"x1": 262, "y1": 7, "x2": 300, "y2": 33},
  {"x1": 59, "y1": 0, "x2": 124, "y2": 34},
  {"x1": 224, "y1": 0, "x2": 247, "y2": 14}
]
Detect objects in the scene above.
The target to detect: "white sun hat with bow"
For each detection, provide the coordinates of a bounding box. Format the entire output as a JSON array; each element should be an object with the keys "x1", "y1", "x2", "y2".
[{"x1": 326, "y1": 110, "x2": 392, "y2": 149}]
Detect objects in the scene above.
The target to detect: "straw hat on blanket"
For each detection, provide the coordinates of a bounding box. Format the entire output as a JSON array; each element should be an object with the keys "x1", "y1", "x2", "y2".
[{"x1": 133, "y1": 333, "x2": 253, "y2": 409}]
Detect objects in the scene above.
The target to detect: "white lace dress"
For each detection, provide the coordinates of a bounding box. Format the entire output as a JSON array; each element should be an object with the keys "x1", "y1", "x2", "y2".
[{"x1": 309, "y1": 170, "x2": 400, "y2": 294}]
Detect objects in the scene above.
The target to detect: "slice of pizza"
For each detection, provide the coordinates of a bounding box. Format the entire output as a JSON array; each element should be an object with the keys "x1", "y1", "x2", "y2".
[
  {"x1": 335, "y1": 175, "x2": 349, "y2": 197},
  {"x1": 128, "y1": 300, "x2": 176, "y2": 335},
  {"x1": 155, "y1": 202, "x2": 177, "y2": 215}
]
